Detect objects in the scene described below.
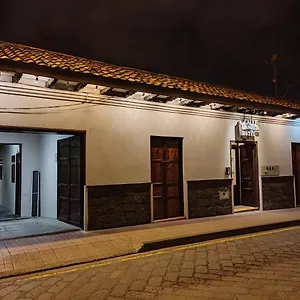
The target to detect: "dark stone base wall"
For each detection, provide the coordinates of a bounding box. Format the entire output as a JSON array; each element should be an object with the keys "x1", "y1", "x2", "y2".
[
  {"x1": 188, "y1": 179, "x2": 233, "y2": 219},
  {"x1": 87, "y1": 183, "x2": 151, "y2": 230},
  {"x1": 262, "y1": 176, "x2": 295, "y2": 210}
]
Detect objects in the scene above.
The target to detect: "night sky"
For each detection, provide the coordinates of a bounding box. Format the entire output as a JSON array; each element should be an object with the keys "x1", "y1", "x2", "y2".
[{"x1": 0, "y1": 1, "x2": 300, "y2": 98}]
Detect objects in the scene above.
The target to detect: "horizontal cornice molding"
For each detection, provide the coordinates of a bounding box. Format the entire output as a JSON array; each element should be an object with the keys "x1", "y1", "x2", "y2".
[{"x1": 0, "y1": 82, "x2": 299, "y2": 127}]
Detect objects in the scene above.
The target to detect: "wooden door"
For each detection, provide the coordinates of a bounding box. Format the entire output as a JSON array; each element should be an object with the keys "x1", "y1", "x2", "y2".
[
  {"x1": 232, "y1": 145, "x2": 241, "y2": 206},
  {"x1": 151, "y1": 136, "x2": 183, "y2": 220},
  {"x1": 240, "y1": 143, "x2": 259, "y2": 207},
  {"x1": 15, "y1": 152, "x2": 22, "y2": 217},
  {"x1": 292, "y1": 143, "x2": 300, "y2": 206},
  {"x1": 57, "y1": 135, "x2": 83, "y2": 228}
]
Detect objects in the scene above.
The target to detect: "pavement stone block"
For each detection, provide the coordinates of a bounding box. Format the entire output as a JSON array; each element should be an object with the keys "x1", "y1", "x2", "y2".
[
  {"x1": 152, "y1": 267, "x2": 167, "y2": 276},
  {"x1": 149, "y1": 276, "x2": 163, "y2": 286},
  {"x1": 110, "y1": 284, "x2": 128, "y2": 297},
  {"x1": 2, "y1": 213, "x2": 300, "y2": 299},
  {"x1": 181, "y1": 261, "x2": 194, "y2": 269},
  {"x1": 130, "y1": 280, "x2": 147, "y2": 291}
]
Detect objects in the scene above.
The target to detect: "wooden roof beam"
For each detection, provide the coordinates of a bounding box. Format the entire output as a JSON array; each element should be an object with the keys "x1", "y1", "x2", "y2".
[
  {"x1": 12, "y1": 72, "x2": 22, "y2": 83},
  {"x1": 74, "y1": 83, "x2": 87, "y2": 92},
  {"x1": 100, "y1": 87, "x2": 136, "y2": 98},
  {"x1": 45, "y1": 78, "x2": 58, "y2": 89},
  {"x1": 183, "y1": 100, "x2": 208, "y2": 107},
  {"x1": 146, "y1": 95, "x2": 175, "y2": 103}
]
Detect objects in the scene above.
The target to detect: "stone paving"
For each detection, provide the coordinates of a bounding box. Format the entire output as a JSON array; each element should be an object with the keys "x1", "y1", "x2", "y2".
[
  {"x1": 1, "y1": 208, "x2": 300, "y2": 279},
  {"x1": 1, "y1": 226, "x2": 300, "y2": 299}
]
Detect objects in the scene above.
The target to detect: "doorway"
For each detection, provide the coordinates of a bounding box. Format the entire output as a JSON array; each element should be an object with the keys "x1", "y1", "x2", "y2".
[
  {"x1": 231, "y1": 141, "x2": 259, "y2": 212},
  {"x1": 0, "y1": 144, "x2": 22, "y2": 221},
  {"x1": 292, "y1": 143, "x2": 300, "y2": 206},
  {"x1": 57, "y1": 135, "x2": 84, "y2": 228},
  {"x1": 151, "y1": 136, "x2": 184, "y2": 221}
]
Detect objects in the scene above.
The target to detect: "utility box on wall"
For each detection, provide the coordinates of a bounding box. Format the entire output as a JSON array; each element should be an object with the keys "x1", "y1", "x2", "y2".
[
  {"x1": 219, "y1": 188, "x2": 230, "y2": 200},
  {"x1": 261, "y1": 165, "x2": 280, "y2": 177}
]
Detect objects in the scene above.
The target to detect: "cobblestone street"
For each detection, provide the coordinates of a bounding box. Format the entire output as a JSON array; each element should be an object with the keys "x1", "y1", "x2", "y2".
[{"x1": 1, "y1": 226, "x2": 300, "y2": 300}]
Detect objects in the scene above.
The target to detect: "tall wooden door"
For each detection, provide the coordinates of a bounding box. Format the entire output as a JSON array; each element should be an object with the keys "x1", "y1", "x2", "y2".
[
  {"x1": 15, "y1": 152, "x2": 22, "y2": 217},
  {"x1": 239, "y1": 143, "x2": 259, "y2": 207},
  {"x1": 292, "y1": 143, "x2": 300, "y2": 206},
  {"x1": 57, "y1": 135, "x2": 83, "y2": 228},
  {"x1": 232, "y1": 144, "x2": 241, "y2": 206},
  {"x1": 151, "y1": 136, "x2": 183, "y2": 220}
]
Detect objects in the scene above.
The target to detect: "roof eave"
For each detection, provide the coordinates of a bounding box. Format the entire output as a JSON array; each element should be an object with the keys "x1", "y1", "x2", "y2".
[{"x1": 0, "y1": 59, "x2": 299, "y2": 115}]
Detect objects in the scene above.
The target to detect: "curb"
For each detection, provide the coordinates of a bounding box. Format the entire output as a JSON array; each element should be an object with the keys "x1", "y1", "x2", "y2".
[
  {"x1": 0, "y1": 250, "x2": 138, "y2": 280},
  {"x1": 1, "y1": 219, "x2": 300, "y2": 280},
  {"x1": 139, "y1": 219, "x2": 300, "y2": 252},
  {"x1": 0, "y1": 228, "x2": 80, "y2": 242}
]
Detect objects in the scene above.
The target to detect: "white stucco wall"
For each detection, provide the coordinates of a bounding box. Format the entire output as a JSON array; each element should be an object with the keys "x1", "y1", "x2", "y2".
[
  {"x1": 0, "y1": 83, "x2": 300, "y2": 217},
  {"x1": 0, "y1": 145, "x2": 19, "y2": 213},
  {"x1": 0, "y1": 129, "x2": 73, "y2": 218},
  {"x1": 0, "y1": 133, "x2": 40, "y2": 217}
]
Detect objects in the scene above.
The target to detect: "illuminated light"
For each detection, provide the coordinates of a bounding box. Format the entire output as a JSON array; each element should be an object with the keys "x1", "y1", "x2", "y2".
[
  {"x1": 275, "y1": 113, "x2": 296, "y2": 119},
  {"x1": 264, "y1": 111, "x2": 267, "y2": 115}
]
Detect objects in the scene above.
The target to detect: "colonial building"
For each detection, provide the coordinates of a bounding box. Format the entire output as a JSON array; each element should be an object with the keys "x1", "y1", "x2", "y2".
[{"x1": 0, "y1": 40, "x2": 299, "y2": 231}]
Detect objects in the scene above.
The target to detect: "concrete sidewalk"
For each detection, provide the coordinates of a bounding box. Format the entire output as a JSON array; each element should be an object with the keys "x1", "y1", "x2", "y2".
[
  {"x1": 1, "y1": 208, "x2": 300, "y2": 279},
  {"x1": 0, "y1": 218, "x2": 79, "y2": 241}
]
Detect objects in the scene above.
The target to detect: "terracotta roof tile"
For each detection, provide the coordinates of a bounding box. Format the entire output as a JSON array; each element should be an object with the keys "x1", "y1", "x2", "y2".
[{"x1": 0, "y1": 40, "x2": 299, "y2": 111}]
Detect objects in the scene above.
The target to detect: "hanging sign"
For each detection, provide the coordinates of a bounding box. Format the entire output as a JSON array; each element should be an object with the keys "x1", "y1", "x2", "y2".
[{"x1": 238, "y1": 119, "x2": 259, "y2": 137}]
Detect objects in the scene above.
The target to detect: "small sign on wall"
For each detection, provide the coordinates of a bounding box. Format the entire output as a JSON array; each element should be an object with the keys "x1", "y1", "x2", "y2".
[
  {"x1": 239, "y1": 119, "x2": 260, "y2": 137},
  {"x1": 261, "y1": 165, "x2": 280, "y2": 176},
  {"x1": 235, "y1": 118, "x2": 259, "y2": 141}
]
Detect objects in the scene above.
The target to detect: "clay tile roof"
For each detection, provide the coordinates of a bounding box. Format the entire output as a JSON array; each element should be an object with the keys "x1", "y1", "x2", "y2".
[{"x1": 0, "y1": 40, "x2": 299, "y2": 112}]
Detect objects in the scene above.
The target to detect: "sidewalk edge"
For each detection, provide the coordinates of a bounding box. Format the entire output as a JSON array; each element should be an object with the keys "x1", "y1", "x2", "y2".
[{"x1": 139, "y1": 219, "x2": 300, "y2": 252}]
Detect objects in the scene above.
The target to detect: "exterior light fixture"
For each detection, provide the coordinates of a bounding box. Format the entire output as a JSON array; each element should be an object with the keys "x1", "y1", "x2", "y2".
[
  {"x1": 35, "y1": 76, "x2": 38, "y2": 84},
  {"x1": 95, "y1": 85, "x2": 98, "y2": 91}
]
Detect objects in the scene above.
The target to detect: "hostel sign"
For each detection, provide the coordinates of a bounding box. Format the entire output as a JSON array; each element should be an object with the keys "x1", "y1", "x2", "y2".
[{"x1": 238, "y1": 119, "x2": 259, "y2": 138}]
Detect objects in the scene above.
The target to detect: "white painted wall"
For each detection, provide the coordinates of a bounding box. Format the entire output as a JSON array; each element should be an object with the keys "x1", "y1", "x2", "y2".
[
  {"x1": 39, "y1": 134, "x2": 73, "y2": 219},
  {"x1": 1, "y1": 83, "x2": 300, "y2": 217},
  {"x1": 2, "y1": 134, "x2": 39, "y2": 217},
  {"x1": 0, "y1": 133, "x2": 40, "y2": 217},
  {"x1": 0, "y1": 130, "x2": 73, "y2": 219},
  {"x1": 0, "y1": 145, "x2": 20, "y2": 213}
]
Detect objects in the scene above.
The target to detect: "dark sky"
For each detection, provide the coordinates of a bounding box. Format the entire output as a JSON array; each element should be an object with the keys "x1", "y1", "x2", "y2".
[{"x1": 0, "y1": 1, "x2": 300, "y2": 98}]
